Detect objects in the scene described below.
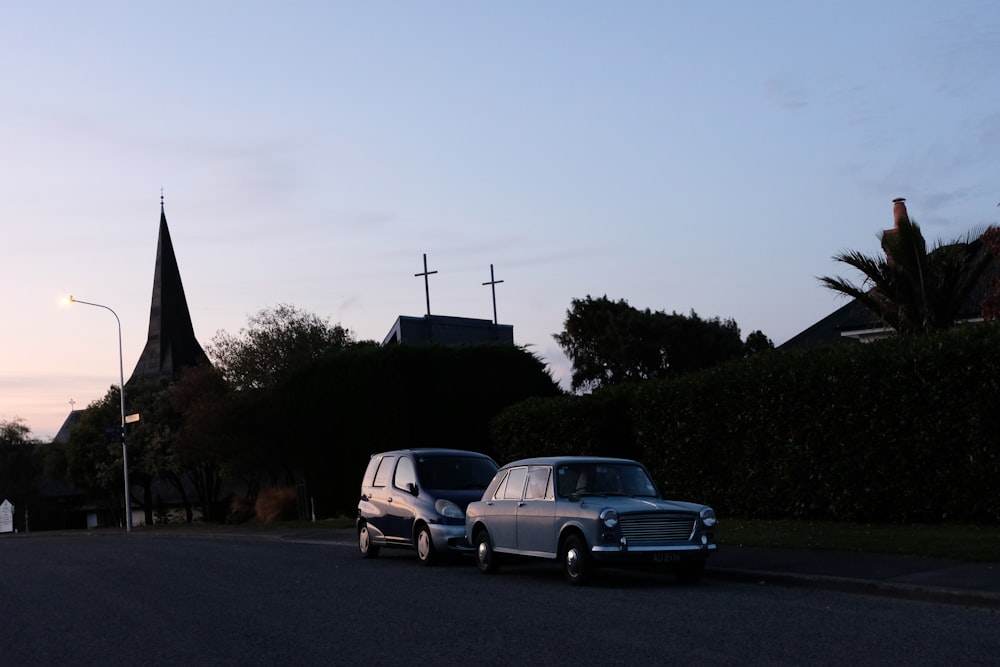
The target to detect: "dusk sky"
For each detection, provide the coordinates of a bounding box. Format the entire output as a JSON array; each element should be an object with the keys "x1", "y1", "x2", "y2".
[{"x1": 3, "y1": 2, "x2": 1000, "y2": 439}]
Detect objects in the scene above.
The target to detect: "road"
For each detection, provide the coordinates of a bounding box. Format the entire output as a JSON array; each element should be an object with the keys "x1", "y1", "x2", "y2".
[{"x1": 1, "y1": 532, "x2": 997, "y2": 666}]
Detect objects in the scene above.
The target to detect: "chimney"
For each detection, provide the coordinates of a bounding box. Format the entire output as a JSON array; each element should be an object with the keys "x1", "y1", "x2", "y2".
[{"x1": 892, "y1": 197, "x2": 908, "y2": 229}]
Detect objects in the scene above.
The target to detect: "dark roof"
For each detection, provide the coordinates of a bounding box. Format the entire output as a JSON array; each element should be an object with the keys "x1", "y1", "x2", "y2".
[
  {"x1": 779, "y1": 300, "x2": 880, "y2": 350},
  {"x1": 382, "y1": 315, "x2": 514, "y2": 346},
  {"x1": 128, "y1": 203, "x2": 210, "y2": 384},
  {"x1": 52, "y1": 410, "x2": 85, "y2": 445},
  {"x1": 780, "y1": 250, "x2": 999, "y2": 351}
]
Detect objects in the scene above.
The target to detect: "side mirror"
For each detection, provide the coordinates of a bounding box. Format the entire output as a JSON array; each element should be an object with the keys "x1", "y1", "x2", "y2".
[{"x1": 406, "y1": 482, "x2": 419, "y2": 496}]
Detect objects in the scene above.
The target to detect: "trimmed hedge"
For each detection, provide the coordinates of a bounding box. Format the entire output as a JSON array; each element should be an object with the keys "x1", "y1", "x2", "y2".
[
  {"x1": 490, "y1": 323, "x2": 1000, "y2": 523},
  {"x1": 279, "y1": 343, "x2": 562, "y2": 515}
]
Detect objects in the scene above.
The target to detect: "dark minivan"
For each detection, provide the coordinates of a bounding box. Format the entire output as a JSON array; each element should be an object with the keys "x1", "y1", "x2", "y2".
[{"x1": 357, "y1": 448, "x2": 498, "y2": 564}]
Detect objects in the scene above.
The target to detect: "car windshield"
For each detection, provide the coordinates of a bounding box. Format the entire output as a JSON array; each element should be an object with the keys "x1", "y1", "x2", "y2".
[
  {"x1": 415, "y1": 455, "x2": 498, "y2": 491},
  {"x1": 555, "y1": 462, "x2": 659, "y2": 498}
]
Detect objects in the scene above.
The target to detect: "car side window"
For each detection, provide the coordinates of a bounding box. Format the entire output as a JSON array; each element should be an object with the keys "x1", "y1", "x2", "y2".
[
  {"x1": 492, "y1": 471, "x2": 510, "y2": 500},
  {"x1": 524, "y1": 466, "x2": 552, "y2": 500},
  {"x1": 394, "y1": 456, "x2": 417, "y2": 491},
  {"x1": 372, "y1": 456, "x2": 396, "y2": 488},
  {"x1": 502, "y1": 467, "x2": 529, "y2": 500},
  {"x1": 361, "y1": 457, "x2": 381, "y2": 486}
]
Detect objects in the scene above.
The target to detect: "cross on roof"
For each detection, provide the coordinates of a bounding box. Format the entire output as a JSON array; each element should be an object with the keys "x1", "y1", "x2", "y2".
[
  {"x1": 414, "y1": 253, "x2": 438, "y2": 316},
  {"x1": 482, "y1": 263, "x2": 504, "y2": 324}
]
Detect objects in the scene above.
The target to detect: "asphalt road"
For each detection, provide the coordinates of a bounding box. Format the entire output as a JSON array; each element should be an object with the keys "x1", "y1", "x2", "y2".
[{"x1": 2, "y1": 532, "x2": 998, "y2": 666}]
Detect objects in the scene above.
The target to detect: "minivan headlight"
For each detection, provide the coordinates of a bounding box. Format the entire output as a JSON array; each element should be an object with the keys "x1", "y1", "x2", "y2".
[
  {"x1": 600, "y1": 508, "x2": 618, "y2": 528},
  {"x1": 700, "y1": 507, "x2": 717, "y2": 527},
  {"x1": 435, "y1": 499, "x2": 464, "y2": 519}
]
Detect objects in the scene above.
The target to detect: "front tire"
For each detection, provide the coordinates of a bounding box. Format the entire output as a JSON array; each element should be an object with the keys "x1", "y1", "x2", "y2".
[
  {"x1": 358, "y1": 522, "x2": 380, "y2": 559},
  {"x1": 474, "y1": 528, "x2": 499, "y2": 574},
  {"x1": 561, "y1": 533, "x2": 593, "y2": 585},
  {"x1": 415, "y1": 524, "x2": 437, "y2": 565}
]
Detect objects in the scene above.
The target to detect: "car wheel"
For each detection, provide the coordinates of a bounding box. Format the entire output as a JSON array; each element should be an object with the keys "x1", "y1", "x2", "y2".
[
  {"x1": 672, "y1": 559, "x2": 705, "y2": 584},
  {"x1": 415, "y1": 524, "x2": 437, "y2": 565},
  {"x1": 561, "y1": 534, "x2": 592, "y2": 585},
  {"x1": 358, "y1": 522, "x2": 380, "y2": 559},
  {"x1": 474, "y1": 528, "x2": 499, "y2": 574}
]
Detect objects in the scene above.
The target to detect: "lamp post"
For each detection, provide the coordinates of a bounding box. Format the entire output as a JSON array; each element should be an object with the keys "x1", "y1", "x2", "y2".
[{"x1": 67, "y1": 296, "x2": 133, "y2": 532}]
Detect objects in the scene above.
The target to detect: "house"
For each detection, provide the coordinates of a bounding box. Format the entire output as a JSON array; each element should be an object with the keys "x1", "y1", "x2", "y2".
[
  {"x1": 780, "y1": 198, "x2": 998, "y2": 351},
  {"x1": 382, "y1": 256, "x2": 514, "y2": 346},
  {"x1": 382, "y1": 314, "x2": 514, "y2": 345}
]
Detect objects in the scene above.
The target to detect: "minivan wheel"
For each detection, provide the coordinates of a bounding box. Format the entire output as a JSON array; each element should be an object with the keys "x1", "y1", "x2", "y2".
[
  {"x1": 415, "y1": 524, "x2": 437, "y2": 565},
  {"x1": 474, "y1": 528, "x2": 499, "y2": 574},
  {"x1": 359, "y1": 523, "x2": 380, "y2": 559},
  {"x1": 561, "y1": 534, "x2": 592, "y2": 585}
]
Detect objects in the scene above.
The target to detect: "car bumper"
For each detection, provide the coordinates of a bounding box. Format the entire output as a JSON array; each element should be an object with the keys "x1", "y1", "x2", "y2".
[
  {"x1": 429, "y1": 522, "x2": 475, "y2": 552},
  {"x1": 591, "y1": 542, "x2": 717, "y2": 564}
]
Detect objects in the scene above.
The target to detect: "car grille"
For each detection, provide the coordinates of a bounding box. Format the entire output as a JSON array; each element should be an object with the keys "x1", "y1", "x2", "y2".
[{"x1": 619, "y1": 513, "x2": 696, "y2": 545}]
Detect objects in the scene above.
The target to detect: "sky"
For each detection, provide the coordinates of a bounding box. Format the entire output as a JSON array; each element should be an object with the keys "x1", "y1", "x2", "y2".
[{"x1": 3, "y1": 2, "x2": 1000, "y2": 440}]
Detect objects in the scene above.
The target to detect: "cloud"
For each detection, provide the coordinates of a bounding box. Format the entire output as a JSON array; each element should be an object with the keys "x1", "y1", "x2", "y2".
[{"x1": 763, "y1": 76, "x2": 810, "y2": 111}]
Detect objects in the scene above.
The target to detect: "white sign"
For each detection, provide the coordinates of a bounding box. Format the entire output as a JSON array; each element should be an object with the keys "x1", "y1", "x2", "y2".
[{"x1": 0, "y1": 499, "x2": 13, "y2": 533}]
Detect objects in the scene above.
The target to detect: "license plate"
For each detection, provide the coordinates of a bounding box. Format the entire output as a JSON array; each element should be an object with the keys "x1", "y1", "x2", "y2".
[{"x1": 652, "y1": 552, "x2": 679, "y2": 563}]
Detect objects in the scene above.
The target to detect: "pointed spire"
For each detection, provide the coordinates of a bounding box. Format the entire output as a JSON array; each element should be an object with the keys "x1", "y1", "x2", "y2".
[{"x1": 128, "y1": 198, "x2": 210, "y2": 384}]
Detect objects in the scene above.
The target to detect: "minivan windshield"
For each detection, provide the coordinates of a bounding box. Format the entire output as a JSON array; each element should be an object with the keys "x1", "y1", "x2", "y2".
[
  {"x1": 555, "y1": 462, "x2": 659, "y2": 498},
  {"x1": 416, "y1": 455, "x2": 498, "y2": 491}
]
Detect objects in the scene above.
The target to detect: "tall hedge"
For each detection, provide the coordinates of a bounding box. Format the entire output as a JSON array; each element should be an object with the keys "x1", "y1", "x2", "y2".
[
  {"x1": 490, "y1": 323, "x2": 1000, "y2": 523},
  {"x1": 278, "y1": 343, "x2": 562, "y2": 515}
]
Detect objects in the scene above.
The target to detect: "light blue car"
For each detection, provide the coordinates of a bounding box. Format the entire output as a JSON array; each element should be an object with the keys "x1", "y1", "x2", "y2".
[{"x1": 465, "y1": 456, "x2": 717, "y2": 584}]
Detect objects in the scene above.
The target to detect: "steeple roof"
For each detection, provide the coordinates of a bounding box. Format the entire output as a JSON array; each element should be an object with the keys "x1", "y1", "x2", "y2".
[{"x1": 128, "y1": 201, "x2": 210, "y2": 384}]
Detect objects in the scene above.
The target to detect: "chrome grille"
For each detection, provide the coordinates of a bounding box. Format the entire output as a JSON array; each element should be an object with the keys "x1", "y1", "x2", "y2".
[{"x1": 619, "y1": 513, "x2": 696, "y2": 544}]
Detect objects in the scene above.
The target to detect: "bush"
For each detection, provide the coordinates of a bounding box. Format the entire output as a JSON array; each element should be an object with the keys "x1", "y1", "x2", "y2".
[
  {"x1": 490, "y1": 322, "x2": 1000, "y2": 524},
  {"x1": 255, "y1": 486, "x2": 298, "y2": 524}
]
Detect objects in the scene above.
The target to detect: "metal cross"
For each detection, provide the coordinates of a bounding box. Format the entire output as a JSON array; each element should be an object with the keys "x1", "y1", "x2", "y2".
[
  {"x1": 482, "y1": 264, "x2": 504, "y2": 325},
  {"x1": 414, "y1": 253, "x2": 437, "y2": 316}
]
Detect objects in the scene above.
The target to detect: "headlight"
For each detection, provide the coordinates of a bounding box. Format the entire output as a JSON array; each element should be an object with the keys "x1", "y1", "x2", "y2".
[
  {"x1": 435, "y1": 499, "x2": 464, "y2": 519},
  {"x1": 700, "y1": 507, "x2": 717, "y2": 527},
  {"x1": 600, "y1": 508, "x2": 618, "y2": 528}
]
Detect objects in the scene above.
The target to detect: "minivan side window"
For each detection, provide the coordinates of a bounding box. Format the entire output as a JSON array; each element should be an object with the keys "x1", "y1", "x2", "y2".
[
  {"x1": 502, "y1": 467, "x2": 529, "y2": 500},
  {"x1": 394, "y1": 456, "x2": 417, "y2": 491},
  {"x1": 362, "y1": 457, "x2": 381, "y2": 486},
  {"x1": 372, "y1": 456, "x2": 396, "y2": 487}
]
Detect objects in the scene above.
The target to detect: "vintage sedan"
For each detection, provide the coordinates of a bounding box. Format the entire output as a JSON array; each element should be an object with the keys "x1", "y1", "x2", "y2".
[{"x1": 465, "y1": 456, "x2": 717, "y2": 584}]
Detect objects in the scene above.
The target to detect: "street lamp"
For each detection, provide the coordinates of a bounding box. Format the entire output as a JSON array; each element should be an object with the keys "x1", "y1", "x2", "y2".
[{"x1": 66, "y1": 296, "x2": 133, "y2": 532}]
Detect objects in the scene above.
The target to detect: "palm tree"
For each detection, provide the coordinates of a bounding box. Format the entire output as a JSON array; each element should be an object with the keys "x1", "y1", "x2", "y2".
[{"x1": 820, "y1": 199, "x2": 994, "y2": 334}]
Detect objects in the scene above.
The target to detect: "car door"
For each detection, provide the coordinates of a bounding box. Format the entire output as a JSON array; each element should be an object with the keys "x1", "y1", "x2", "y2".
[
  {"x1": 484, "y1": 466, "x2": 528, "y2": 551},
  {"x1": 515, "y1": 465, "x2": 558, "y2": 557},
  {"x1": 363, "y1": 454, "x2": 397, "y2": 541},
  {"x1": 383, "y1": 455, "x2": 418, "y2": 544}
]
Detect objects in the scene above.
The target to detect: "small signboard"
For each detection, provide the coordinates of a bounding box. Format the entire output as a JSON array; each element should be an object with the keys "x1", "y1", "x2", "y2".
[{"x1": 0, "y1": 499, "x2": 14, "y2": 533}]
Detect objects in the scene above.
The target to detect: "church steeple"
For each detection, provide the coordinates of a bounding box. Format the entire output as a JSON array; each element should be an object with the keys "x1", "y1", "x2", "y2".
[{"x1": 128, "y1": 197, "x2": 210, "y2": 384}]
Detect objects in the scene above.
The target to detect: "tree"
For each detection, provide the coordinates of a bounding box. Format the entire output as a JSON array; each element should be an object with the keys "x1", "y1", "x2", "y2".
[
  {"x1": 553, "y1": 295, "x2": 747, "y2": 392},
  {"x1": 165, "y1": 365, "x2": 242, "y2": 521},
  {"x1": 979, "y1": 227, "x2": 1000, "y2": 320},
  {"x1": 207, "y1": 304, "x2": 358, "y2": 390},
  {"x1": 820, "y1": 204, "x2": 995, "y2": 334},
  {"x1": 281, "y1": 342, "x2": 562, "y2": 514},
  {"x1": 64, "y1": 389, "x2": 129, "y2": 518},
  {"x1": 0, "y1": 418, "x2": 41, "y2": 498},
  {"x1": 744, "y1": 330, "x2": 774, "y2": 355}
]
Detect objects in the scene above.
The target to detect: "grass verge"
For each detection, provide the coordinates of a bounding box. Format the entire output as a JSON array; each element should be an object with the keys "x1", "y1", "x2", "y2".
[{"x1": 720, "y1": 518, "x2": 1000, "y2": 562}]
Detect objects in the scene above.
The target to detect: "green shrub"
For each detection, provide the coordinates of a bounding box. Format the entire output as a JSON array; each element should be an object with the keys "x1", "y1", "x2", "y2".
[{"x1": 490, "y1": 322, "x2": 1000, "y2": 524}]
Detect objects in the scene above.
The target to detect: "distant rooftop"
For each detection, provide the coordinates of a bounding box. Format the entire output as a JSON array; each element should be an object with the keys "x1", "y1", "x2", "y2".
[{"x1": 382, "y1": 315, "x2": 514, "y2": 346}]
